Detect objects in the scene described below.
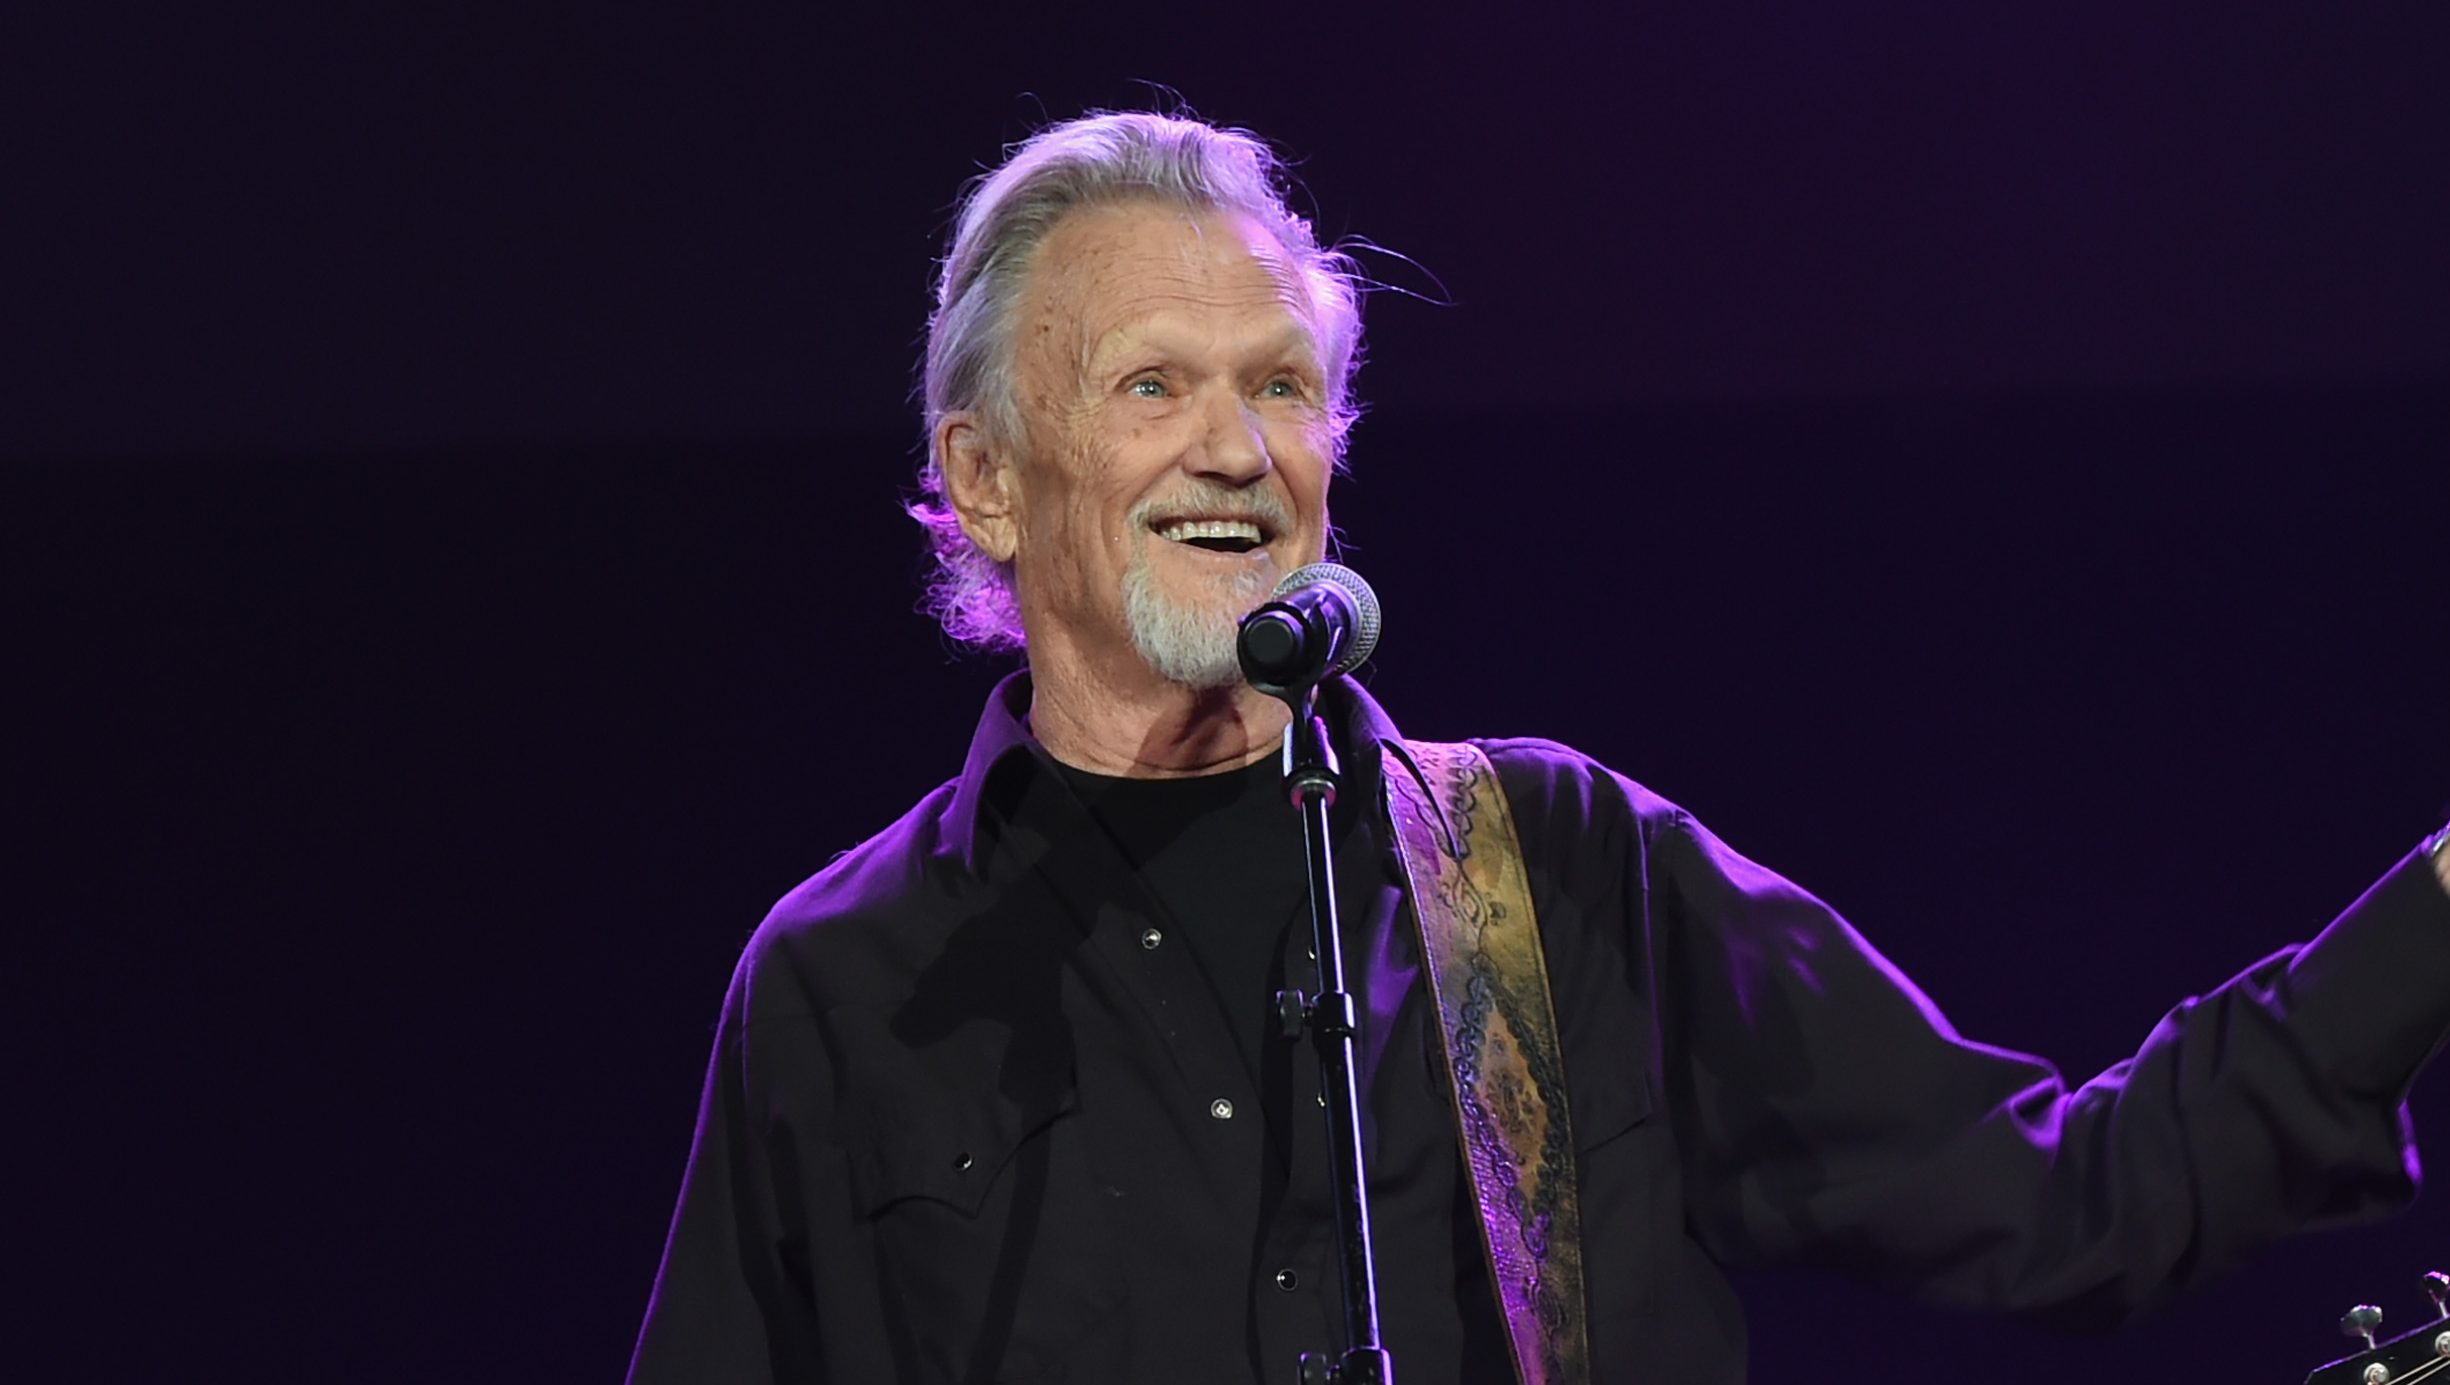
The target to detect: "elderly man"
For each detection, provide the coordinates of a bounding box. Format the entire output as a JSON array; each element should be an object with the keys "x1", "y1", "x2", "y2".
[{"x1": 626, "y1": 111, "x2": 2450, "y2": 1384}]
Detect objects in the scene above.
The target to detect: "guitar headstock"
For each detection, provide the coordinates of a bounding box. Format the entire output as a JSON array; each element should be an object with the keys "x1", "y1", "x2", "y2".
[{"x1": 2304, "y1": 1272, "x2": 2450, "y2": 1385}]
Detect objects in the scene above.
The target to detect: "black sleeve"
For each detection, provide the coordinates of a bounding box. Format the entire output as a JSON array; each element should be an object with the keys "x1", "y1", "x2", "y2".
[
  {"x1": 1654, "y1": 805, "x2": 2450, "y2": 1328},
  {"x1": 626, "y1": 954, "x2": 825, "y2": 1384}
]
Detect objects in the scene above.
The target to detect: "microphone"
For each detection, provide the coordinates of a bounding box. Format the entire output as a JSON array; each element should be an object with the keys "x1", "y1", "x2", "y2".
[{"x1": 1237, "y1": 563, "x2": 1382, "y2": 699}]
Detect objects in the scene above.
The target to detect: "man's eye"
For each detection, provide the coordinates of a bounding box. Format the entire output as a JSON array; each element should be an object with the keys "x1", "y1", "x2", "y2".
[
  {"x1": 1261, "y1": 378, "x2": 1300, "y2": 399},
  {"x1": 1127, "y1": 377, "x2": 1168, "y2": 399}
]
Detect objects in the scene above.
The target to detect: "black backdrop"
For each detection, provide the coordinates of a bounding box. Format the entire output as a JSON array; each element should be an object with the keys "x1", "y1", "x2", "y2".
[{"x1": 15, "y1": 6, "x2": 2450, "y2": 1382}]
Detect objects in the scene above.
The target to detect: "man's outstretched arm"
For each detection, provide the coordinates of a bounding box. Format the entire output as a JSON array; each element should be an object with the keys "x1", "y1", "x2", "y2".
[{"x1": 1657, "y1": 806, "x2": 2450, "y2": 1328}]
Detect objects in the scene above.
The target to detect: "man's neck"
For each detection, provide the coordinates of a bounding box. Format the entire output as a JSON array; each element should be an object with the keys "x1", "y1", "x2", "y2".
[{"x1": 1025, "y1": 645, "x2": 1292, "y2": 779}]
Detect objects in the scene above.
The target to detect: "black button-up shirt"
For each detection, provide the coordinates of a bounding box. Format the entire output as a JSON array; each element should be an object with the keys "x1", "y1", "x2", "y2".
[{"x1": 629, "y1": 672, "x2": 2450, "y2": 1383}]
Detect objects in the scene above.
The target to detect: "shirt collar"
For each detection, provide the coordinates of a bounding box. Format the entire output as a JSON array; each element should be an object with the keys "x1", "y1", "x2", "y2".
[{"x1": 942, "y1": 667, "x2": 1406, "y2": 876}]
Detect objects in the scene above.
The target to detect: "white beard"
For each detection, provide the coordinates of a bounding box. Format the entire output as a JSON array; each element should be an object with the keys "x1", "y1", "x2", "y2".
[{"x1": 1121, "y1": 540, "x2": 1274, "y2": 690}]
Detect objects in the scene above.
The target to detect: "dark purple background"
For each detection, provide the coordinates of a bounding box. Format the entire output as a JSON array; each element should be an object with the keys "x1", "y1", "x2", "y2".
[{"x1": 14, "y1": 4, "x2": 2450, "y2": 1381}]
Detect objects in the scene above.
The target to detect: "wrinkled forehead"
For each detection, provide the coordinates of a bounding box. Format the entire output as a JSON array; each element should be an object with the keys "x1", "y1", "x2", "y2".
[{"x1": 1018, "y1": 202, "x2": 1323, "y2": 372}]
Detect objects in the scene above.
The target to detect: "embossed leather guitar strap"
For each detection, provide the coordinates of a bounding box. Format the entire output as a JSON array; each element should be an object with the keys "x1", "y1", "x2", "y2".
[{"x1": 1381, "y1": 738, "x2": 1589, "y2": 1385}]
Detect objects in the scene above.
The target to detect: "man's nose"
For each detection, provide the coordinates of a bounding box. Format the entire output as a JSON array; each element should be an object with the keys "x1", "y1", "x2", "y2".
[{"x1": 1186, "y1": 385, "x2": 1272, "y2": 483}]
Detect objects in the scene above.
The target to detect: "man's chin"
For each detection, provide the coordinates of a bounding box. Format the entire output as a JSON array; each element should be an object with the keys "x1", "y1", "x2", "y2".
[
  {"x1": 1122, "y1": 602, "x2": 1245, "y2": 691},
  {"x1": 1120, "y1": 549, "x2": 1279, "y2": 690}
]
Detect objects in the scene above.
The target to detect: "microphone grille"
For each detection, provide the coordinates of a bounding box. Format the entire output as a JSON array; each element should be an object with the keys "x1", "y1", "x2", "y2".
[{"x1": 1272, "y1": 562, "x2": 1381, "y2": 676}]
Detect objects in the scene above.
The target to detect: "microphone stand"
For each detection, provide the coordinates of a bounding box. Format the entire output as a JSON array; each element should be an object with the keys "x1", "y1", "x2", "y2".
[{"x1": 1272, "y1": 684, "x2": 1393, "y2": 1385}]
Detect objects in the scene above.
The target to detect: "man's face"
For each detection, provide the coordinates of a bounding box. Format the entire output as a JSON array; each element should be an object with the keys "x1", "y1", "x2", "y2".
[{"x1": 998, "y1": 201, "x2": 1335, "y2": 688}]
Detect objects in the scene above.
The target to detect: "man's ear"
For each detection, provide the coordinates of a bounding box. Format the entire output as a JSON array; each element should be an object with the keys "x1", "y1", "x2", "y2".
[{"x1": 936, "y1": 411, "x2": 1019, "y2": 564}]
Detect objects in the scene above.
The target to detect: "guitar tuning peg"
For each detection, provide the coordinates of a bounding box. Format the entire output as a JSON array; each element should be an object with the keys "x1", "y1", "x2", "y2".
[
  {"x1": 2423, "y1": 1271, "x2": 2450, "y2": 1316},
  {"x1": 2343, "y1": 1303, "x2": 2385, "y2": 1351}
]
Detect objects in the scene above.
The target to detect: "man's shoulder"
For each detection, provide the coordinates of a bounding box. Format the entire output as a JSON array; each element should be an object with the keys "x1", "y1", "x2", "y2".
[
  {"x1": 1456, "y1": 735, "x2": 1818, "y2": 914},
  {"x1": 765, "y1": 782, "x2": 956, "y2": 925},
  {"x1": 730, "y1": 778, "x2": 966, "y2": 1024},
  {"x1": 1438, "y1": 733, "x2": 1686, "y2": 840}
]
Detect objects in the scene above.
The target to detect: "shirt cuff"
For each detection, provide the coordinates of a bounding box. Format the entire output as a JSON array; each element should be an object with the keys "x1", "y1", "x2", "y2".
[{"x1": 2281, "y1": 840, "x2": 2450, "y2": 1102}]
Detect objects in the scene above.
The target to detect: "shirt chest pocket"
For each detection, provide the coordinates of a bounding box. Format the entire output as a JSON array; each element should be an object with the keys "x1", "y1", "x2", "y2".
[
  {"x1": 844, "y1": 1084, "x2": 1124, "y2": 1382},
  {"x1": 1566, "y1": 1051, "x2": 1673, "y2": 1320}
]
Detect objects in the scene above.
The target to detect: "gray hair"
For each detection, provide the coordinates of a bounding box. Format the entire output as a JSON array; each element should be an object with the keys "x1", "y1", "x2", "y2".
[{"x1": 908, "y1": 111, "x2": 1366, "y2": 652}]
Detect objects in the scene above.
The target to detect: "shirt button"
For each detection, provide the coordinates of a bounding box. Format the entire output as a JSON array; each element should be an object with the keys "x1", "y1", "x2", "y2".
[
  {"x1": 1139, "y1": 928, "x2": 1163, "y2": 950},
  {"x1": 1274, "y1": 1268, "x2": 1300, "y2": 1291},
  {"x1": 1209, "y1": 1098, "x2": 1235, "y2": 1120}
]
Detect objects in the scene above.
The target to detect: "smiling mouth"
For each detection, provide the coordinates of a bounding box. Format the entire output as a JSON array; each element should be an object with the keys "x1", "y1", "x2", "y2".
[{"x1": 1154, "y1": 518, "x2": 1269, "y2": 555}]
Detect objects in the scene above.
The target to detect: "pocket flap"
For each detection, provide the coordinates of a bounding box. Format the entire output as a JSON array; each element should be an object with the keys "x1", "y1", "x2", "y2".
[
  {"x1": 1572, "y1": 1066, "x2": 1655, "y2": 1154},
  {"x1": 846, "y1": 1085, "x2": 1080, "y2": 1218}
]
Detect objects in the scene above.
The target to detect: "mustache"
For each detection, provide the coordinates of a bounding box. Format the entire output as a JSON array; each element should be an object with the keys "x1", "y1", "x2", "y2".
[{"x1": 1128, "y1": 485, "x2": 1294, "y2": 531}]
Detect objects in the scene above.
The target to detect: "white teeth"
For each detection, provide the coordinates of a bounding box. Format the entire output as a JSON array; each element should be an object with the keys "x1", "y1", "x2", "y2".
[{"x1": 1156, "y1": 519, "x2": 1265, "y2": 544}]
